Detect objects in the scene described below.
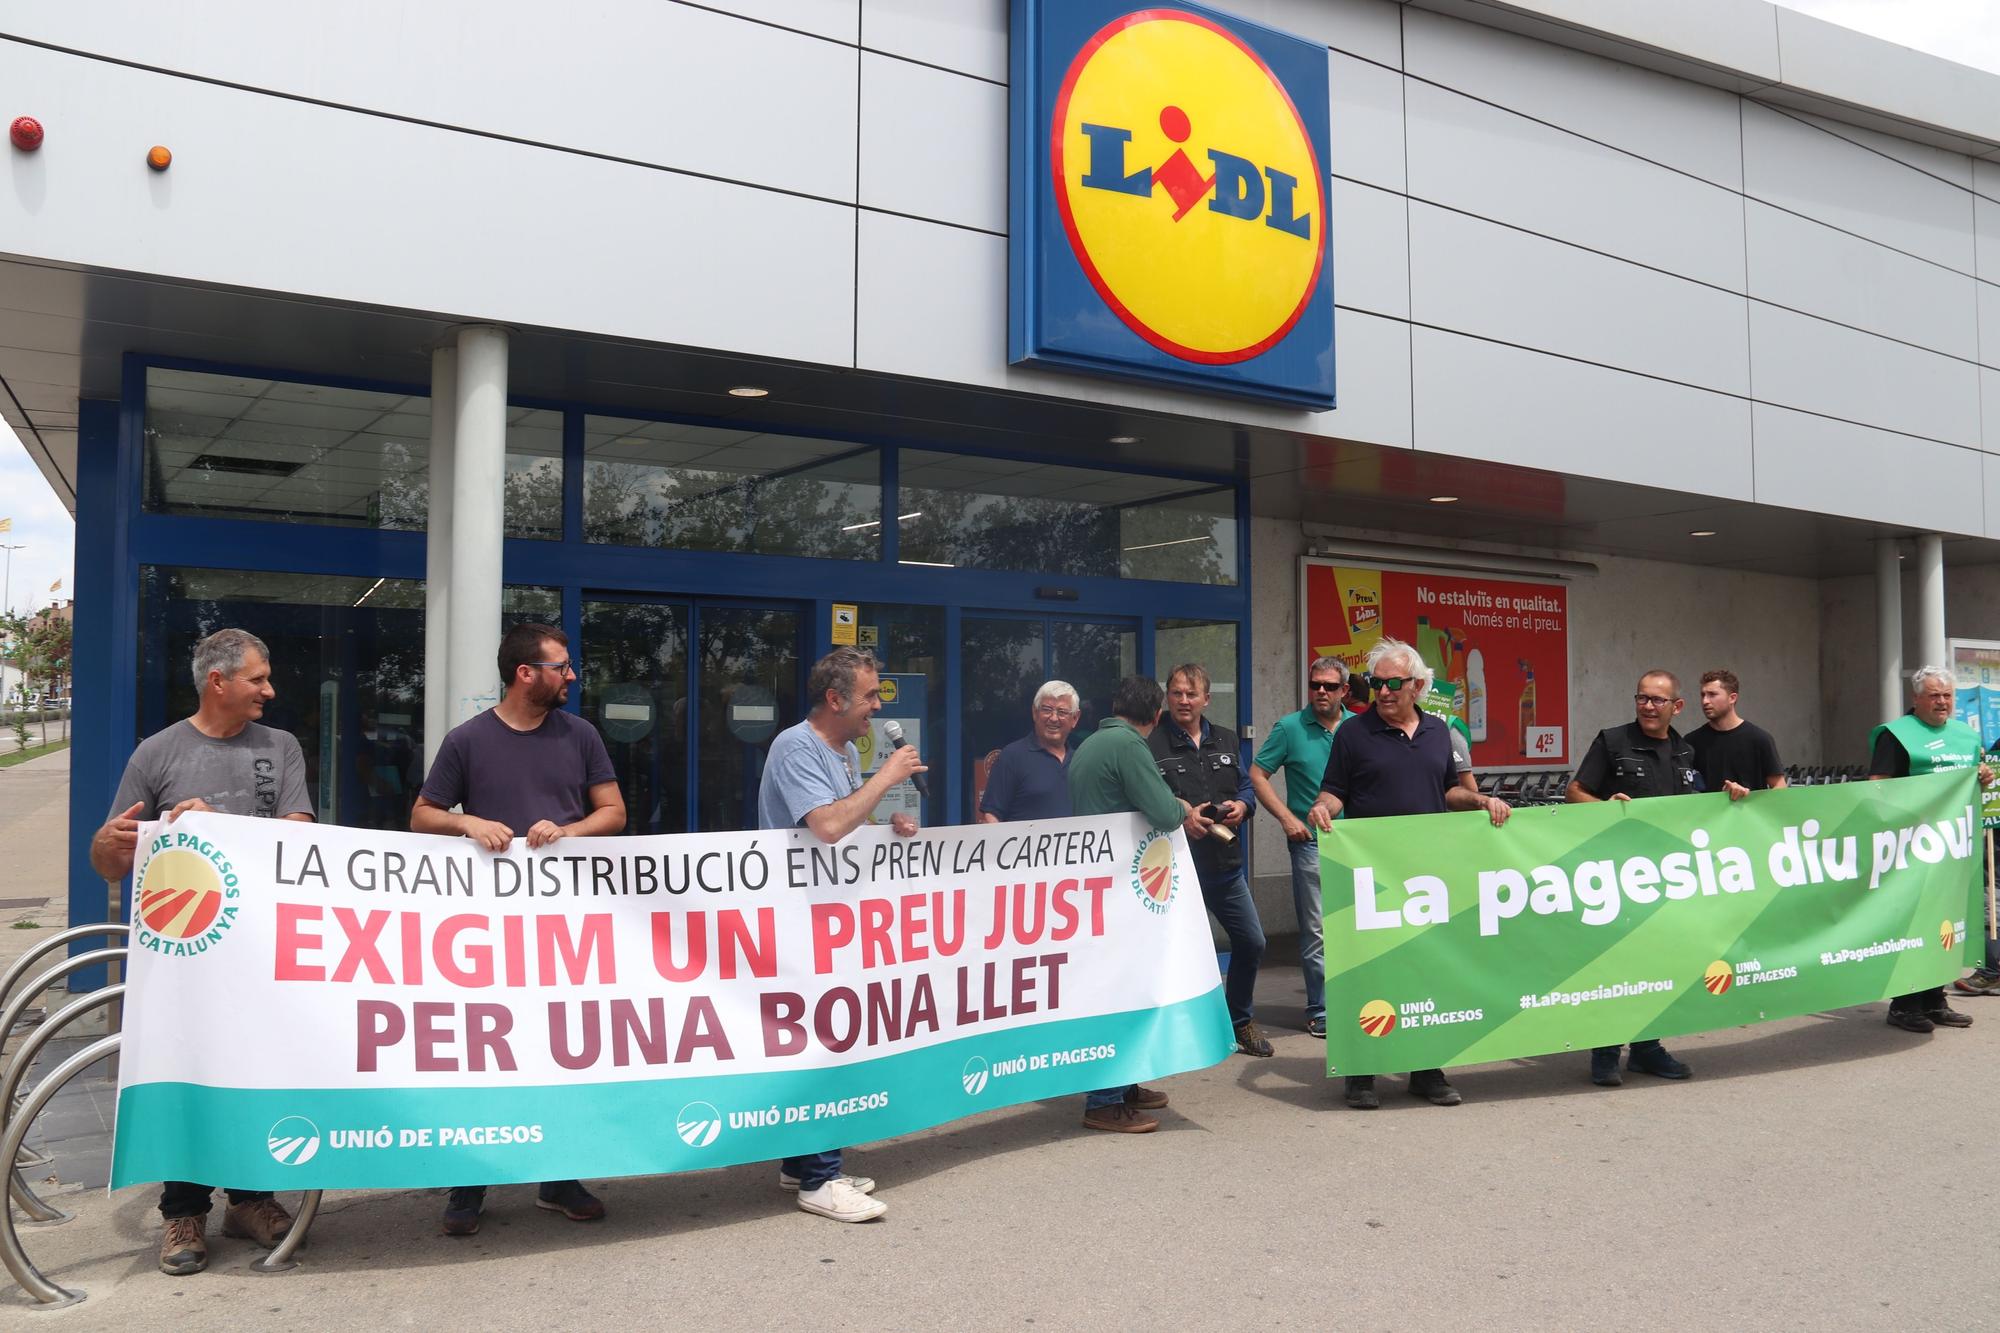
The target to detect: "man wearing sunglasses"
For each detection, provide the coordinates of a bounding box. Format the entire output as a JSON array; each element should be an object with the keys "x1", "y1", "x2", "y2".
[
  {"x1": 414, "y1": 621, "x2": 628, "y2": 1235},
  {"x1": 1565, "y1": 670, "x2": 1699, "y2": 1087},
  {"x1": 1249, "y1": 656, "x2": 1350, "y2": 1038},
  {"x1": 1308, "y1": 639, "x2": 1511, "y2": 1109}
]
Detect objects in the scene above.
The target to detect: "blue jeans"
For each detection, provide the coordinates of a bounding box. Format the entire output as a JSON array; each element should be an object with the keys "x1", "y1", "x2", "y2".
[
  {"x1": 783, "y1": 1149, "x2": 842, "y2": 1190},
  {"x1": 1201, "y1": 870, "x2": 1266, "y2": 1027},
  {"x1": 1287, "y1": 839, "x2": 1326, "y2": 1021},
  {"x1": 1084, "y1": 1086, "x2": 1135, "y2": 1110}
]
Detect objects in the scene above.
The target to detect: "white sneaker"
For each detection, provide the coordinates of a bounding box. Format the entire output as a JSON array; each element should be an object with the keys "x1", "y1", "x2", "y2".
[
  {"x1": 779, "y1": 1170, "x2": 876, "y2": 1195},
  {"x1": 796, "y1": 1178, "x2": 887, "y2": 1223}
]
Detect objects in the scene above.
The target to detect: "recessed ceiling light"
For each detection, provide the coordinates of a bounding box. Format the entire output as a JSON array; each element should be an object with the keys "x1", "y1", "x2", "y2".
[
  {"x1": 1428, "y1": 495, "x2": 1458, "y2": 504},
  {"x1": 1689, "y1": 529, "x2": 1717, "y2": 538},
  {"x1": 727, "y1": 385, "x2": 769, "y2": 398},
  {"x1": 1108, "y1": 434, "x2": 1140, "y2": 445}
]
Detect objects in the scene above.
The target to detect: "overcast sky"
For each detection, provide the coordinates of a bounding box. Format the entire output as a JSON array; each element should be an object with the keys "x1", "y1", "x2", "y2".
[{"x1": 1, "y1": 2, "x2": 1996, "y2": 609}]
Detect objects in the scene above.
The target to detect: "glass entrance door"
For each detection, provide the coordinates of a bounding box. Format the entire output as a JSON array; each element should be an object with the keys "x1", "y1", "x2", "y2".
[
  {"x1": 959, "y1": 613, "x2": 1137, "y2": 819},
  {"x1": 580, "y1": 596, "x2": 803, "y2": 834}
]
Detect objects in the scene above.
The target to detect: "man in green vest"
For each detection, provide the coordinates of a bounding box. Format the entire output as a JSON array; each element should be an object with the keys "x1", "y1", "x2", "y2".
[{"x1": 1867, "y1": 664, "x2": 1996, "y2": 1033}]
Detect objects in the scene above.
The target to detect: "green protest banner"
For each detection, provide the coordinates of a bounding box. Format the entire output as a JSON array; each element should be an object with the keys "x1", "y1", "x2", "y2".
[{"x1": 1320, "y1": 771, "x2": 1984, "y2": 1077}]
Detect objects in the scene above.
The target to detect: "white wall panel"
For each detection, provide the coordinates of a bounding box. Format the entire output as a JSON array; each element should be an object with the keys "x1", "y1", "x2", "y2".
[
  {"x1": 1472, "y1": 0, "x2": 1783, "y2": 83},
  {"x1": 1779, "y1": 110, "x2": 1975, "y2": 191},
  {"x1": 0, "y1": 45, "x2": 857, "y2": 368},
  {"x1": 862, "y1": 0, "x2": 1006, "y2": 83},
  {"x1": 859, "y1": 53, "x2": 1006, "y2": 234},
  {"x1": 5, "y1": 1, "x2": 861, "y2": 201},
  {"x1": 1748, "y1": 304, "x2": 1980, "y2": 448},
  {"x1": 1746, "y1": 202, "x2": 1977, "y2": 362},
  {"x1": 1226, "y1": 0, "x2": 1405, "y2": 67},
  {"x1": 1329, "y1": 51, "x2": 1407, "y2": 193},
  {"x1": 1752, "y1": 404, "x2": 1984, "y2": 536},
  {"x1": 1977, "y1": 170, "x2": 2000, "y2": 283},
  {"x1": 1330, "y1": 180, "x2": 1409, "y2": 320},
  {"x1": 1410, "y1": 327, "x2": 1753, "y2": 497},
  {"x1": 854, "y1": 214, "x2": 1403, "y2": 442},
  {"x1": 1980, "y1": 284, "x2": 2000, "y2": 372},
  {"x1": 1989, "y1": 454, "x2": 2000, "y2": 538},
  {"x1": 1985, "y1": 368, "x2": 2000, "y2": 456},
  {"x1": 1742, "y1": 103, "x2": 1975, "y2": 274},
  {"x1": 1408, "y1": 203, "x2": 1749, "y2": 394},
  {"x1": 1403, "y1": 8, "x2": 1743, "y2": 189},
  {"x1": 1405, "y1": 82, "x2": 1745, "y2": 291},
  {"x1": 1772, "y1": 6, "x2": 2000, "y2": 152}
]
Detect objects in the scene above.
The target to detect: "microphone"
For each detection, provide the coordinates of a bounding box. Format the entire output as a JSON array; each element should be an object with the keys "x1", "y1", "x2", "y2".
[{"x1": 880, "y1": 719, "x2": 929, "y2": 797}]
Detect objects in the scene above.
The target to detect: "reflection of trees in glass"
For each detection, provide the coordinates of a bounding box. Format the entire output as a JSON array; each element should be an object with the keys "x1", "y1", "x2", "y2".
[
  {"x1": 900, "y1": 483, "x2": 1232, "y2": 585},
  {"x1": 585, "y1": 456, "x2": 879, "y2": 559}
]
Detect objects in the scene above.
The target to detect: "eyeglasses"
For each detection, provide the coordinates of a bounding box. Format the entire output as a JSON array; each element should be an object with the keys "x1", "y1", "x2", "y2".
[
  {"x1": 1034, "y1": 704, "x2": 1076, "y2": 719},
  {"x1": 1307, "y1": 680, "x2": 1345, "y2": 692},
  {"x1": 529, "y1": 660, "x2": 579, "y2": 676},
  {"x1": 1633, "y1": 694, "x2": 1675, "y2": 708},
  {"x1": 1367, "y1": 676, "x2": 1411, "y2": 694}
]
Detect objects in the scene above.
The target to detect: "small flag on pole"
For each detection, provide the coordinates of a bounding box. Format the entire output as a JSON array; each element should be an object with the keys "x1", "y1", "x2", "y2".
[{"x1": 49, "y1": 579, "x2": 61, "y2": 591}]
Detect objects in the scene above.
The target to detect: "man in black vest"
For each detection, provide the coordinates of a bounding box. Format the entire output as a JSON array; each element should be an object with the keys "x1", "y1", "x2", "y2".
[
  {"x1": 1567, "y1": 669, "x2": 1700, "y2": 1088},
  {"x1": 1148, "y1": 662, "x2": 1270, "y2": 1058}
]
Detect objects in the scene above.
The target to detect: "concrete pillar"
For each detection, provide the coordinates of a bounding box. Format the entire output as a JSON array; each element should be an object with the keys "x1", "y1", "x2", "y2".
[
  {"x1": 1876, "y1": 537, "x2": 1902, "y2": 724},
  {"x1": 423, "y1": 344, "x2": 456, "y2": 773},
  {"x1": 1914, "y1": 533, "x2": 1946, "y2": 676},
  {"x1": 447, "y1": 325, "x2": 508, "y2": 728}
]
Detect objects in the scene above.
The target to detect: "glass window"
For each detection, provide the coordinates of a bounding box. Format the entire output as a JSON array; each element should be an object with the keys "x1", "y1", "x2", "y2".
[
  {"x1": 898, "y1": 451, "x2": 1236, "y2": 584},
  {"x1": 583, "y1": 415, "x2": 880, "y2": 559},
  {"x1": 136, "y1": 566, "x2": 562, "y2": 831},
  {"x1": 856, "y1": 603, "x2": 943, "y2": 825},
  {"x1": 1156, "y1": 619, "x2": 1239, "y2": 731},
  {"x1": 143, "y1": 368, "x2": 563, "y2": 539}
]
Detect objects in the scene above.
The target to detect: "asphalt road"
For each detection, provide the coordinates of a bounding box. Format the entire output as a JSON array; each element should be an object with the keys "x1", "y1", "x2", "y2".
[{"x1": 5, "y1": 975, "x2": 1998, "y2": 1329}]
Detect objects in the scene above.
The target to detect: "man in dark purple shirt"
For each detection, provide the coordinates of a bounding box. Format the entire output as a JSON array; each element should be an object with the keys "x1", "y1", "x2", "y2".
[{"x1": 414, "y1": 622, "x2": 627, "y2": 1236}]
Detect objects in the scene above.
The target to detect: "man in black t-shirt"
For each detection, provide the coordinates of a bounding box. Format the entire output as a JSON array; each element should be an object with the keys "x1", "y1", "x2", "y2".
[
  {"x1": 1567, "y1": 670, "x2": 1699, "y2": 1088},
  {"x1": 1686, "y1": 669, "x2": 1786, "y2": 800}
]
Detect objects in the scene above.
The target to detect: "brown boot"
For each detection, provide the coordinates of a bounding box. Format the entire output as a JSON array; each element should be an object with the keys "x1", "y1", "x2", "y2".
[
  {"x1": 1082, "y1": 1102, "x2": 1159, "y2": 1133},
  {"x1": 159, "y1": 1215, "x2": 208, "y2": 1276},
  {"x1": 222, "y1": 1196, "x2": 296, "y2": 1248},
  {"x1": 1125, "y1": 1084, "x2": 1169, "y2": 1110}
]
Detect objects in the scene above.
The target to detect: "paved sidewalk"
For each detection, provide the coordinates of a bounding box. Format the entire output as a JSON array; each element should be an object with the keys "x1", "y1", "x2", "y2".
[{"x1": 0, "y1": 714, "x2": 71, "y2": 755}]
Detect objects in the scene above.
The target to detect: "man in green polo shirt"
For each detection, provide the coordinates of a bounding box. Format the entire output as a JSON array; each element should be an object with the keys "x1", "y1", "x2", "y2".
[
  {"x1": 1068, "y1": 674, "x2": 1205, "y2": 1133},
  {"x1": 1868, "y1": 664, "x2": 1996, "y2": 1033},
  {"x1": 1248, "y1": 655, "x2": 1348, "y2": 1038}
]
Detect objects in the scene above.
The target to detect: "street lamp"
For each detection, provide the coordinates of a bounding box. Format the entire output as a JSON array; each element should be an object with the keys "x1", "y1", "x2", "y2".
[{"x1": 0, "y1": 543, "x2": 22, "y2": 617}]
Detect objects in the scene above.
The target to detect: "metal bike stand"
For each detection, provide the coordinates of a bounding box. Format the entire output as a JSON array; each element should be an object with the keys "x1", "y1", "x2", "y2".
[
  {"x1": 0, "y1": 986, "x2": 123, "y2": 1226},
  {"x1": 0, "y1": 949, "x2": 128, "y2": 1226},
  {"x1": 0, "y1": 925, "x2": 129, "y2": 1019},
  {"x1": 247, "y1": 1190, "x2": 323, "y2": 1275},
  {"x1": 0, "y1": 1035, "x2": 120, "y2": 1308}
]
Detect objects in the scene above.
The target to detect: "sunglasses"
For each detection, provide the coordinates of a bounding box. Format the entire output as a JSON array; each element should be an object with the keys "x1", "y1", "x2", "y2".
[
  {"x1": 1365, "y1": 675, "x2": 1412, "y2": 694},
  {"x1": 1307, "y1": 680, "x2": 1345, "y2": 692}
]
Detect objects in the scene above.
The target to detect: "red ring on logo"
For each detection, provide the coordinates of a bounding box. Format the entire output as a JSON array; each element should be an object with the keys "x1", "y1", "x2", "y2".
[{"x1": 1050, "y1": 8, "x2": 1327, "y2": 366}]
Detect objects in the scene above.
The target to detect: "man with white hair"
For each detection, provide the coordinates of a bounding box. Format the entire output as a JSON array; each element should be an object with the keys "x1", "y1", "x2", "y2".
[
  {"x1": 978, "y1": 680, "x2": 1081, "y2": 823},
  {"x1": 90, "y1": 628, "x2": 314, "y2": 1276},
  {"x1": 1868, "y1": 665, "x2": 1995, "y2": 1030},
  {"x1": 1308, "y1": 637, "x2": 1511, "y2": 1109}
]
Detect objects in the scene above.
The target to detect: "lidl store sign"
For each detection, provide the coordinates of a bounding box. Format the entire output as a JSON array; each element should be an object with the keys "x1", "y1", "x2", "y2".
[{"x1": 1010, "y1": 1, "x2": 1335, "y2": 409}]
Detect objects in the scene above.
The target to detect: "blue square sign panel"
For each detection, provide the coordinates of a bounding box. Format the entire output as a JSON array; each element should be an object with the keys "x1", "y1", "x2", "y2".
[{"x1": 1010, "y1": 0, "x2": 1336, "y2": 410}]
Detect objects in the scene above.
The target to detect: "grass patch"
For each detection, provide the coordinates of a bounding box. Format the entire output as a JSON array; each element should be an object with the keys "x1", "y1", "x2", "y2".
[
  {"x1": 11, "y1": 920, "x2": 38, "y2": 930},
  {"x1": 0, "y1": 738, "x2": 69, "y2": 769}
]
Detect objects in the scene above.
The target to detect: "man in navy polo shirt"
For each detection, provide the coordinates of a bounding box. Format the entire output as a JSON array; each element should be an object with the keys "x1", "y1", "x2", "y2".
[
  {"x1": 978, "y1": 680, "x2": 1080, "y2": 823},
  {"x1": 1309, "y1": 637, "x2": 1510, "y2": 1110}
]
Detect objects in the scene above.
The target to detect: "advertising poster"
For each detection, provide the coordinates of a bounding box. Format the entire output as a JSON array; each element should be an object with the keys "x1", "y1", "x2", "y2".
[
  {"x1": 1950, "y1": 638, "x2": 2000, "y2": 747},
  {"x1": 1300, "y1": 558, "x2": 1570, "y2": 768}
]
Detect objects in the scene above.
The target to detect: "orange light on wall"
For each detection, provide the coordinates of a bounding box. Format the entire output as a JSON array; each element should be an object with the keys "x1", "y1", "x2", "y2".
[
  {"x1": 146, "y1": 145, "x2": 172, "y2": 171},
  {"x1": 9, "y1": 116, "x2": 43, "y2": 151}
]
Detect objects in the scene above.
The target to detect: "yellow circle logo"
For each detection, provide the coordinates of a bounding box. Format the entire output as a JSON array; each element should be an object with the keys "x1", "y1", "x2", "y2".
[
  {"x1": 1052, "y1": 10, "x2": 1325, "y2": 364},
  {"x1": 1703, "y1": 961, "x2": 1733, "y2": 995},
  {"x1": 1135, "y1": 834, "x2": 1176, "y2": 908},
  {"x1": 878, "y1": 679, "x2": 898, "y2": 704},
  {"x1": 137, "y1": 848, "x2": 227, "y2": 940},
  {"x1": 1357, "y1": 1000, "x2": 1397, "y2": 1038}
]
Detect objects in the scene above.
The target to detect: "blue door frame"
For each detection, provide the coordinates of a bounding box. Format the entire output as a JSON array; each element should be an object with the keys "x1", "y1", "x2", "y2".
[{"x1": 66, "y1": 353, "x2": 1253, "y2": 983}]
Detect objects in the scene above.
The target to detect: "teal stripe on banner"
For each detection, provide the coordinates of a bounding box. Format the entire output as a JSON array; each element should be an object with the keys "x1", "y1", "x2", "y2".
[{"x1": 112, "y1": 989, "x2": 1233, "y2": 1190}]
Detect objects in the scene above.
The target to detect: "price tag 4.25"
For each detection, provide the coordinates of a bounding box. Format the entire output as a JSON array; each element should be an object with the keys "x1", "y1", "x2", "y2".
[{"x1": 1525, "y1": 726, "x2": 1563, "y2": 759}]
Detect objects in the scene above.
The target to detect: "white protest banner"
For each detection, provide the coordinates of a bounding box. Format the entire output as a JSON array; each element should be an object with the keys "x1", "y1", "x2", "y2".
[{"x1": 112, "y1": 812, "x2": 1231, "y2": 1188}]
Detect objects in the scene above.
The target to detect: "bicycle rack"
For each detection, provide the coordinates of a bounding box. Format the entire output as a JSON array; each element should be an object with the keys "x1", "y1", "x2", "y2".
[{"x1": 0, "y1": 922, "x2": 322, "y2": 1306}]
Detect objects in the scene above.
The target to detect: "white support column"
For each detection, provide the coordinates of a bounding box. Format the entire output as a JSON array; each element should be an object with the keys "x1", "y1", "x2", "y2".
[
  {"x1": 423, "y1": 344, "x2": 457, "y2": 773},
  {"x1": 1915, "y1": 533, "x2": 1946, "y2": 676},
  {"x1": 1876, "y1": 537, "x2": 1903, "y2": 725},
  {"x1": 447, "y1": 325, "x2": 509, "y2": 728}
]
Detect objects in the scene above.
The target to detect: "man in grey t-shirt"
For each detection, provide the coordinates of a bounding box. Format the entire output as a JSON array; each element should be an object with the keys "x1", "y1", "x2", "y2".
[
  {"x1": 89, "y1": 628, "x2": 313, "y2": 1278},
  {"x1": 758, "y1": 647, "x2": 924, "y2": 1224}
]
